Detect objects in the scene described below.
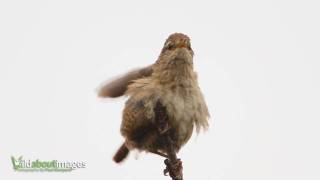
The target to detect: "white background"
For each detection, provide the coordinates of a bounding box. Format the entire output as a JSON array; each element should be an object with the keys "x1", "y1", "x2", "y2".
[{"x1": 1, "y1": 0, "x2": 320, "y2": 179}]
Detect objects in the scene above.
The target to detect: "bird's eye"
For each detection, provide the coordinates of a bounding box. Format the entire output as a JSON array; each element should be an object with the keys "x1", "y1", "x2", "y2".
[
  {"x1": 167, "y1": 44, "x2": 175, "y2": 50},
  {"x1": 165, "y1": 41, "x2": 175, "y2": 50}
]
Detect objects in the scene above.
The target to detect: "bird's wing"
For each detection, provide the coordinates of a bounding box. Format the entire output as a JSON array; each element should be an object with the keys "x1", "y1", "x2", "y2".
[{"x1": 97, "y1": 65, "x2": 153, "y2": 98}]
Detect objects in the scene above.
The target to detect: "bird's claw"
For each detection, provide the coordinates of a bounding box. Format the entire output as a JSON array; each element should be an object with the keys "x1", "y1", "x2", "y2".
[{"x1": 163, "y1": 158, "x2": 183, "y2": 177}]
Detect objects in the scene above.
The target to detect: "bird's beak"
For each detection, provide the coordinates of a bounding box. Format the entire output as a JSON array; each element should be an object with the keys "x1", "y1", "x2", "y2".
[{"x1": 176, "y1": 39, "x2": 189, "y2": 49}]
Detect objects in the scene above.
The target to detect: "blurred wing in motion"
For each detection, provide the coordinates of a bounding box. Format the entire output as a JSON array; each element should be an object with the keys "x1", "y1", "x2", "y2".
[{"x1": 97, "y1": 65, "x2": 153, "y2": 98}]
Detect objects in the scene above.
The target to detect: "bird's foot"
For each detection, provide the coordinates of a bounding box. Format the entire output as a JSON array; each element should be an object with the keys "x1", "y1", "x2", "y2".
[{"x1": 163, "y1": 158, "x2": 183, "y2": 179}]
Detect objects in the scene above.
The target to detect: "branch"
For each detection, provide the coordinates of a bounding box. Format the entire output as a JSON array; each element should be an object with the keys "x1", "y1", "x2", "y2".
[{"x1": 154, "y1": 101, "x2": 183, "y2": 180}]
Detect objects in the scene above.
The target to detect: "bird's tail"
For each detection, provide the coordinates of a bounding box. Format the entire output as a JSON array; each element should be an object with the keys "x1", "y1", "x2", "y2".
[
  {"x1": 97, "y1": 65, "x2": 153, "y2": 98},
  {"x1": 113, "y1": 143, "x2": 130, "y2": 163}
]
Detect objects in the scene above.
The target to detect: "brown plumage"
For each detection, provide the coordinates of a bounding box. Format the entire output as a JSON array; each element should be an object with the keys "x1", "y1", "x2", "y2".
[
  {"x1": 113, "y1": 143, "x2": 129, "y2": 163},
  {"x1": 98, "y1": 33, "x2": 210, "y2": 163}
]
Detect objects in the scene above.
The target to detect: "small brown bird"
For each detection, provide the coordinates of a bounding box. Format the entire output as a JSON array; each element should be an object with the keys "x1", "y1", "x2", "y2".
[{"x1": 98, "y1": 33, "x2": 210, "y2": 163}]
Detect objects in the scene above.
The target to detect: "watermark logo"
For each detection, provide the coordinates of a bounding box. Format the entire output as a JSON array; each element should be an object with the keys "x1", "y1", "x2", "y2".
[{"x1": 11, "y1": 155, "x2": 86, "y2": 172}]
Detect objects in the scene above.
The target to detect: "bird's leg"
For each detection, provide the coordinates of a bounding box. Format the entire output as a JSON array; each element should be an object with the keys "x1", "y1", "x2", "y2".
[
  {"x1": 155, "y1": 102, "x2": 171, "y2": 135},
  {"x1": 162, "y1": 135, "x2": 183, "y2": 180},
  {"x1": 158, "y1": 121, "x2": 171, "y2": 134},
  {"x1": 149, "y1": 150, "x2": 168, "y2": 158},
  {"x1": 154, "y1": 101, "x2": 183, "y2": 180}
]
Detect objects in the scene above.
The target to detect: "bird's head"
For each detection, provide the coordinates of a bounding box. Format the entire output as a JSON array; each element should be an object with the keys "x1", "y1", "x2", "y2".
[{"x1": 158, "y1": 33, "x2": 194, "y2": 65}]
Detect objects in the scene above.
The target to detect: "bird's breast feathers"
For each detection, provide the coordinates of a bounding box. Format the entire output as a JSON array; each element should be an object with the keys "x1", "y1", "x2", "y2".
[{"x1": 126, "y1": 78, "x2": 209, "y2": 133}]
